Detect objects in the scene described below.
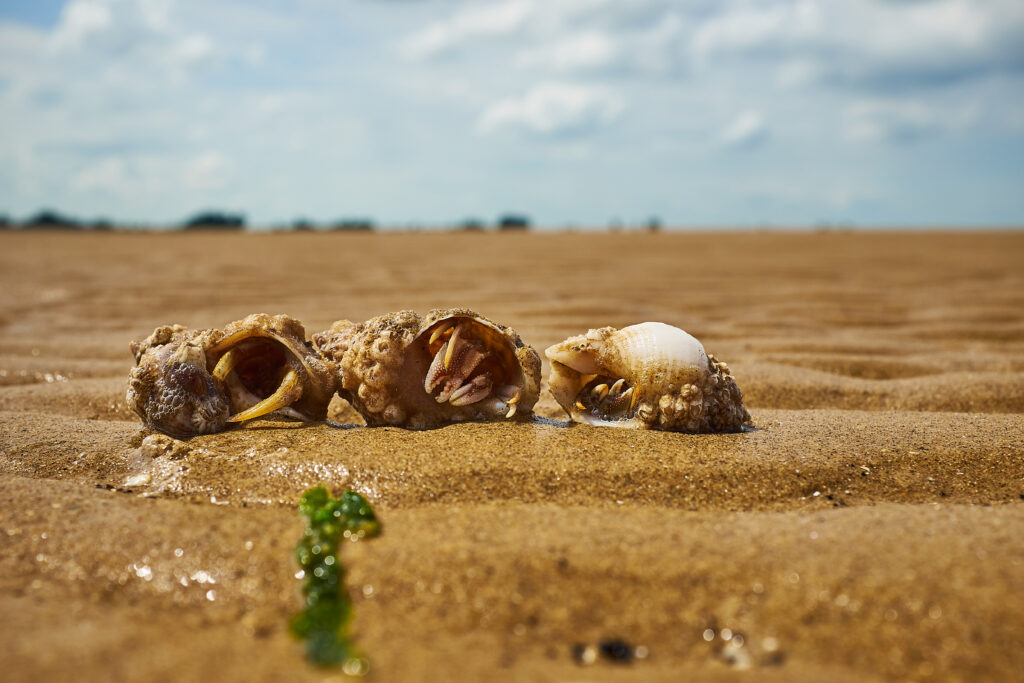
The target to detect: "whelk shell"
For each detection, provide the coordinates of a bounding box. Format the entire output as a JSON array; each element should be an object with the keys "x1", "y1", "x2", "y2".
[
  {"x1": 127, "y1": 314, "x2": 338, "y2": 438},
  {"x1": 312, "y1": 308, "x2": 541, "y2": 428},
  {"x1": 545, "y1": 322, "x2": 751, "y2": 432}
]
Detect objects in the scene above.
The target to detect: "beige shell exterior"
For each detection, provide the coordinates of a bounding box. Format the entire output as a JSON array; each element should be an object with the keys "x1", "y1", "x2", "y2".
[
  {"x1": 312, "y1": 308, "x2": 541, "y2": 429},
  {"x1": 545, "y1": 322, "x2": 751, "y2": 433}
]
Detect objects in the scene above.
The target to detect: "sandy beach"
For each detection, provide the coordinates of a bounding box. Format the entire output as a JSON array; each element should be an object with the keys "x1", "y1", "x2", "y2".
[{"x1": 1, "y1": 230, "x2": 1022, "y2": 681}]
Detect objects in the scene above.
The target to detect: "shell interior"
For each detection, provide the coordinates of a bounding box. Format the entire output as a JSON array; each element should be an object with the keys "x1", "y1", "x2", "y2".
[
  {"x1": 205, "y1": 327, "x2": 327, "y2": 422},
  {"x1": 418, "y1": 316, "x2": 524, "y2": 412}
]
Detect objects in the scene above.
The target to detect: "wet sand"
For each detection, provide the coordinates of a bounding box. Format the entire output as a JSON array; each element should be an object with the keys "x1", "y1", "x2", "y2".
[{"x1": 1, "y1": 230, "x2": 1022, "y2": 681}]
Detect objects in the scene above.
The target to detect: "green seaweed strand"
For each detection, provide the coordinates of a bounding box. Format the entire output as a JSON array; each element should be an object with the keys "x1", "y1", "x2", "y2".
[{"x1": 290, "y1": 487, "x2": 381, "y2": 671}]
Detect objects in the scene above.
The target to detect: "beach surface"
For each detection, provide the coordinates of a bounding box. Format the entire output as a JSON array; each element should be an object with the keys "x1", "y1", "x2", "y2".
[{"x1": 1, "y1": 230, "x2": 1022, "y2": 681}]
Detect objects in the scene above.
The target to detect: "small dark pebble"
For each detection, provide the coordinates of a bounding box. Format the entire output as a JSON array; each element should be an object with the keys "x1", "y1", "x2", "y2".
[{"x1": 598, "y1": 638, "x2": 635, "y2": 663}]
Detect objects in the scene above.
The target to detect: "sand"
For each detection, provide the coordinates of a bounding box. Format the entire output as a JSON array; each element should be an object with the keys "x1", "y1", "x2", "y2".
[{"x1": 0, "y1": 230, "x2": 1022, "y2": 681}]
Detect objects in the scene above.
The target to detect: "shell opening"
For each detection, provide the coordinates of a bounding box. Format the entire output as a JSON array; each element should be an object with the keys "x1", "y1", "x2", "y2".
[
  {"x1": 575, "y1": 375, "x2": 637, "y2": 421},
  {"x1": 420, "y1": 318, "x2": 522, "y2": 415},
  {"x1": 208, "y1": 337, "x2": 305, "y2": 422}
]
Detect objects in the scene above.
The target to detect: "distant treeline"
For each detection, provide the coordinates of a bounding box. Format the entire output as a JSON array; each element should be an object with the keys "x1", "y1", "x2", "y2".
[
  {"x1": 0, "y1": 209, "x2": 253, "y2": 232},
  {"x1": 0, "y1": 209, "x2": 663, "y2": 232}
]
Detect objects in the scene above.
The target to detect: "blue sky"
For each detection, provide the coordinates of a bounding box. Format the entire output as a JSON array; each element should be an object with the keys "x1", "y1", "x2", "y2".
[{"x1": 1, "y1": 0, "x2": 1022, "y2": 228}]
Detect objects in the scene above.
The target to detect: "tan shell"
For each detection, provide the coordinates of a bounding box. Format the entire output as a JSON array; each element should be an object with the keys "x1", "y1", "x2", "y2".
[
  {"x1": 312, "y1": 308, "x2": 541, "y2": 428},
  {"x1": 127, "y1": 314, "x2": 338, "y2": 437},
  {"x1": 545, "y1": 322, "x2": 750, "y2": 432}
]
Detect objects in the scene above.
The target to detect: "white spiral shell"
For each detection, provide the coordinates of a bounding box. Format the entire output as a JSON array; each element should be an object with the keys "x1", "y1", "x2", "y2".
[{"x1": 545, "y1": 322, "x2": 750, "y2": 432}]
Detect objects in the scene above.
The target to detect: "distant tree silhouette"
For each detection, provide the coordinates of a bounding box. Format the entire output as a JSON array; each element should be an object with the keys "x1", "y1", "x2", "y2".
[
  {"x1": 182, "y1": 211, "x2": 245, "y2": 231},
  {"x1": 292, "y1": 218, "x2": 315, "y2": 231},
  {"x1": 647, "y1": 216, "x2": 662, "y2": 232},
  {"x1": 498, "y1": 214, "x2": 530, "y2": 231},
  {"x1": 330, "y1": 218, "x2": 374, "y2": 232},
  {"x1": 0, "y1": 214, "x2": 9, "y2": 230},
  {"x1": 90, "y1": 218, "x2": 114, "y2": 231},
  {"x1": 24, "y1": 209, "x2": 82, "y2": 230},
  {"x1": 459, "y1": 218, "x2": 485, "y2": 232}
]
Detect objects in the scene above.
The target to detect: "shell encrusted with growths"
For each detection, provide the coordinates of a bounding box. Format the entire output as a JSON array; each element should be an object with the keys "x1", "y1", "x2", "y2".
[
  {"x1": 127, "y1": 313, "x2": 338, "y2": 438},
  {"x1": 312, "y1": 308, "x2": 541, "y2": 428},
  {"x1": 545, "y1": 322, "x2": 751, "y2": 432}
]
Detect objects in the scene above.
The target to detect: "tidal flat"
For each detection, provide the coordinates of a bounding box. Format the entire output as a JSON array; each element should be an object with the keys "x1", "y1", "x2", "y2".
[{"x1": 1, "y1": 230, "x2": 1022, "y2": 681}]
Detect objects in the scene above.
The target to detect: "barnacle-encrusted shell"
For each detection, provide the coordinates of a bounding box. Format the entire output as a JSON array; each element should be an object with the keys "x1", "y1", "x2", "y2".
[
  {"x1": 312, "y1": 308, "x2": 541, "y2": 428},
  {"x1": 127, "y1": 314, "x2": 338, "y2": 437},
  {"x1": 545, "y1": 322, "x2": 751, "y2": 432},
  {"x1": 127, "y1": 325, "x2": 230, "y2": 438}
]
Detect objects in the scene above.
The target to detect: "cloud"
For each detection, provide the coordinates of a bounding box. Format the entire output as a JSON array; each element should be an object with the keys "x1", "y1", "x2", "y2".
[
  {"x1": 69, "y1": 155, "x2": 170, "y2": 196},
  {"x1": 842, "y1": 99, "x2": 977, "y2": 143},
  {"x1": 183, "y1": 151, "x2": 232, "y2": 190},
  {"x1": 402, "y1": 0, "x2": 1024, "y2": 92},
  {"x1": 514, "y1": 32, "x2": 619, "y2": 72},
  {"x1": 44, "y1": 0, "x2": 219, "y2": 84},
  {"x1": 692, "y1": 0, "x2": 1024, "y2": 90},
  {"x1": 721, "y1": 111, "x2": 768, "y2": 149},
  {"x1": 401, "y1": 0, "x2": 532, "y2": 60},
  {"x1": 71, "y1": 157, "x2": 130, "y2": 193},
  {"x1": 476, "y1": 82, "x2": 623, "y2": 135}
]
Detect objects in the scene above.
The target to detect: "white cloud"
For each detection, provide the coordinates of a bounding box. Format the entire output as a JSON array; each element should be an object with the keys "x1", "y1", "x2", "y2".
[
  {"x1": 476, "y1": 82, "x2": 623, "y2": 135},
  {"x1": 721, "y1": 111, "x2": 768, "y2": 149},
  {"x1": 69, "y1": 155, "x2": 171, "y2": 197},
  {"x1": 401, "y1": 0, "x2": 533, "y2": 60},
  {"x1": 183, "y1": 151, "x2": 232, "y2": 190},
  {"x1": 50, "y1": 0, "x2": 114, "y2": 52},
  {"x1": 44, "y1": 0, "x2": 222, "y2": 84},
  {"x1": 843, "y1": 100, "x2": 977, "y2": 143},
  {"x1": 692, "y1": 0, "x2": 1024, "y2": 88},
  {"x1": 71, "y1": 157, "x2": 129, "y2": 193},
  {"x1": 514, "y1": 32, "x2": 619, "y2": 72},
  {"x1": 0, "y1": 22, "x2": 45, "y2": 77}
]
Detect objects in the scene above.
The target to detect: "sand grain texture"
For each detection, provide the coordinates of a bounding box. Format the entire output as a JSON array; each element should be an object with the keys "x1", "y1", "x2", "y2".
[{"x1": 1, "y1": 231, "x2": 1022, "y2": 682}]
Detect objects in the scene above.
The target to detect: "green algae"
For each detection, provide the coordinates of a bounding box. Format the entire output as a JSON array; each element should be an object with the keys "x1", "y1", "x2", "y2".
[{"x1": 290, "y1": 487, "x2": 381, "y2": 671}]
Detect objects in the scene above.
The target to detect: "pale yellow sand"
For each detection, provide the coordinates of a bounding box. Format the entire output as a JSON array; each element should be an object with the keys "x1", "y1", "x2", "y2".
[{"x1": 1, "y1": 230, "x2": 1022, "y2": 682}]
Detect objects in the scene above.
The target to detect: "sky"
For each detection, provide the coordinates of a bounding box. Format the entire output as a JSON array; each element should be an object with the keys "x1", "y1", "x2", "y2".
[{"x1": 0, "y1": 0, "x2": 1023, "y2": 228}]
